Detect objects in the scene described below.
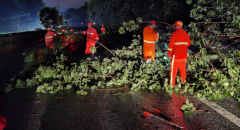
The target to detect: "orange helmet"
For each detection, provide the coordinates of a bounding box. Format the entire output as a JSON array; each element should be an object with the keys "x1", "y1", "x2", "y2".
[
  {"x1": 150, "y1": 20, "x2": 156, "y2": 25},
  {"x1": 173, "y1": 21, "x2": 183, "y2": 27},
  {"x1": 88, "y1": 22, "x2": 92, "y2": 26}
]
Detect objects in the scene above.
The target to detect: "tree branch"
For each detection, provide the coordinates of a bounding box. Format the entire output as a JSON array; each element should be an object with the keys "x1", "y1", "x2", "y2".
[
  {"x1": 204, "y1": 44, "x2": 223, "y2": 59},
  {"x1": 219, "y1": 40, "x2": 240, "y2": 50},
  {"x1": 228, "y1": 75, "x2": 240, "y2": 83},
  {"x1": 197, "y1": 22, "x2": 228, "y2": 23},
  {"x1": 201, "y1": 68, "x2": 227, "y2": 72},
  {"x1": 97, "y1": 42, "x2": 116, "y2": 57}
]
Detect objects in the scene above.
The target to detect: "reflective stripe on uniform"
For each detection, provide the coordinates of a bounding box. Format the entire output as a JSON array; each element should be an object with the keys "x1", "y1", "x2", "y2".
[
  {"x1": 170, "y1": 55, "x2": 175, "y2": 85},
  {"x1": 96, "y1": 38, "x2": 99, "y2": 40},
  {"x1": 168, "y1": 48, "x2": 172, "y2": 51},
  {"x1": 144, "y1": 40, "x2": 155, "y2": 43},
  {"x1": 45, "y1": 36, "x2": 53, "y2": 39},
  {"x1": 90, "y1": 33, "x2": 94, "y2": 35},
  {"x1": 174, "y1": 42, "x2": 188, "y2": 45}
]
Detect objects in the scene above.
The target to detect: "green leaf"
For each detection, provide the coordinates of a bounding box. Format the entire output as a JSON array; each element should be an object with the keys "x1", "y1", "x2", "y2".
[
  {"x1": 186, "y1": 99, "x2": 189, "y2": 104},
  {"x1": 82, "y1": 91, "x2": 88, "y2": 95},
  {"x1": 181, "y1": 105, "x2": 188, "y2": 110},
  {"x1": 197, "y1": 93, "x2": 202, "y2": 98},
  {"x1": 67, "y1": 85, "x2": 72, "y2": 89},
  {"x1": 26, "y1": 79, "x2": 32, "y2": 86}
]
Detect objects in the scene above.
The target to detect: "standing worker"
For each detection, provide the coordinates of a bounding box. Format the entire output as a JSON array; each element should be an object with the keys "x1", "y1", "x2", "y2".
[
  {"x1": 143, "y1": 20, "x2": 159, "y2": 63},
  {"x1": 101, "y1": 25, "x2": 105, "y2": 33},
  {"x1": 45, "y1": 26, "x2": 56, "y2": 49},
  {"x1": 167, "y1": 21, "x2": 191, "y2": 87},
  {"x1": 81, "y1": 22, "x2": 99, "y2": 58}
]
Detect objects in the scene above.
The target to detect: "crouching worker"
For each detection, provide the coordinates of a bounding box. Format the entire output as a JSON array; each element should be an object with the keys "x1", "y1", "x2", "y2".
[
  {"x1": 81, "y1": 22, "x2": 99, "y2": 59},
  {"x1": 45, "y1": 26, "x2": 56, "y2": 49},
  {"x1": 167, "y1": 21, "x2": 191, "y2": 87},
  {"x1": 143, "y1": 20, "x2": 159, "y2": 63}
]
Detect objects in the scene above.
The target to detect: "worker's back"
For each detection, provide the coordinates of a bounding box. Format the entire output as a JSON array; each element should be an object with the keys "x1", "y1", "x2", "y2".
[{"x1": 45, "y1": 31, "x2": 55, "y2": 43}]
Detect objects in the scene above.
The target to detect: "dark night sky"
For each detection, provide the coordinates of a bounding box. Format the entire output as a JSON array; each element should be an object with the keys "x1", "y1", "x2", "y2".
[{"x1": 42, "y1": 0, "x2": 89, "y2": 12}]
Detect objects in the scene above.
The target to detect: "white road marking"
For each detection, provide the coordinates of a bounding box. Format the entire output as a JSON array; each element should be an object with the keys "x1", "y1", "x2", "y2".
[{"x1": 199, "y1": 97, "x2": 240, "y2": 127}]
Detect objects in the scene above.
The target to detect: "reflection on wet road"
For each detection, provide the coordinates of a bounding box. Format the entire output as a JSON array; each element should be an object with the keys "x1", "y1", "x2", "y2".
[{"x1": 1, "y1": 87, "x2": 240, "y2": 130}]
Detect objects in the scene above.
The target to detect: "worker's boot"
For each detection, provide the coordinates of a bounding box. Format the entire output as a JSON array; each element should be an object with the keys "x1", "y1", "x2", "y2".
[
  {"x1": 91, "y1": 53, "x2": 95, "y2": 60},
  {"x1": 181, "y1": 80, "x2": 186, "y2": 86}
]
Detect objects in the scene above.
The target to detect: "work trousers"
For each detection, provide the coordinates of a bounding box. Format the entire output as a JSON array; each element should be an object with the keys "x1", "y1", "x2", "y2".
[
  {"x1": 143, "y1": 42, "x2": 155, "y2": 61},
  {"x1": 46, "y1": 42, "x2": 54, "y2": 49},
  {"x1": 85, "y1": 42, "x2": 95, "y2": 54},
  {"x1": 169, "y1": 55, "x2": 187, "y2": 87}
]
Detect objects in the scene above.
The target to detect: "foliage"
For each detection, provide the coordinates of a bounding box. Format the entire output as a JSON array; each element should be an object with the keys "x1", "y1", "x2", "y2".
[
  {"x1": 58, "y1": 15, "x2": 66, "y2": 25},
  {"x1": 181, "y1": 99, "x2": 196, "y2": 116},
  {"x1": 64, "y1": 2, "x2": 88, "y2": 26},
  {"x1": 87, "y1": 0, "x2": 192, "y2": 26},
  {"x1": 39, "y1": 6, "x2": 61, "y2": 28},
  {"x1": 64, "y1": 14, "x2": 72, "y2": 21}
]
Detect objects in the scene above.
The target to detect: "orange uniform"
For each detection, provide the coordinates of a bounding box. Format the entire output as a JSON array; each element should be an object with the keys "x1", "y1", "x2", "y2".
[
  {"x1": 167, "y1": 29, "x2": 191, "y2": 86},
  {"x1": 45, "y1": 30, "x2": 56, "y2": 49},
  {"x1": 143, "y1": 26, "x2": 159, "y2": 61},
  {"x1": 101, "y1": 26, "x2": 105, "y2": 32},
  {"x1": 81, "y1": 28, "x2": 99, "y2": 54}
]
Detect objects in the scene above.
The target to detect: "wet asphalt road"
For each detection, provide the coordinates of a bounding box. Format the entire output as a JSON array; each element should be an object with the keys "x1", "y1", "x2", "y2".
[
  {"x1": 1, "y1": 87, "x2": 240, "y2": 130},
  {"x1": 0, "y1": 35, "x2": 240, "y2": 130}
]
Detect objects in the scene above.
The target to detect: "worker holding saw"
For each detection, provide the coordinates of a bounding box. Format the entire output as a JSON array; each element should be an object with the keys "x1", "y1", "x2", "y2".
[
  {"x1": 143, "y1": 20, "x2": 159, "y2": 63},
  {"x1": 80, "y1": 22, "x2": 99, "y2": 58}
]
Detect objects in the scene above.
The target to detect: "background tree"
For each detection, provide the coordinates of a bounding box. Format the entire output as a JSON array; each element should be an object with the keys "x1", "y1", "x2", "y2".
[
  {"x1": 59, "y1": 15, "x2": 66, "y2": 25},
  {"x1": 86, "y1": 0, "x2": 192, "y2": 26},
  {"x1": 64, "y1": 2, "x2": 88, "y2": 27},
  {"x1": 64, "y1": 14, "x2": 72, "y2": 21},
  {"x1": 39, "y1": 7, "x2": 60, "y2": 28}
]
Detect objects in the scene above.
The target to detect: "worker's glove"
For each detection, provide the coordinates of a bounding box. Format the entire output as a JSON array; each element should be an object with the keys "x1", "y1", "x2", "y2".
[
  {"x1": 168, "y1": 55, "x2": 171, "y2": 60},
  {"x1": 96, "y1": 40, "x2": 98, "y2": 43}
]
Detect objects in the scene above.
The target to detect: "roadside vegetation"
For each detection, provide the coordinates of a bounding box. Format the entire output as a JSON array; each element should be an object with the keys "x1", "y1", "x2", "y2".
[{"x1": 5, "y1": 0, "x2": 240, "y2": 106}]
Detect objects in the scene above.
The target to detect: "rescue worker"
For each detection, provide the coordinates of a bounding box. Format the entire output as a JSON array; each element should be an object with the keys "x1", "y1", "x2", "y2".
[
  {"x1": 38, "y1": 48, "x2": 43, "y2": 63},
  {"x1": 80, "y1": 22, "x2": 99, "y2": 58},
  {"x1": 0, "y1": 97, "x2": 6, "y2": 130},
  {"x1": 167, "y1": 21, "x2": 191, "y2": 87},
  {"x1": 0, "y1": 116, "x2": 6, "y2": 130},
  {"x1": 101, "y1": 25, "x2": 105, "y2": 33},
  {"x1": 143, "y1": 20, "x2": 159, "y2": 62},
  {"x1": 45, "y1": 26, "x2": 56, "y2": 49}
]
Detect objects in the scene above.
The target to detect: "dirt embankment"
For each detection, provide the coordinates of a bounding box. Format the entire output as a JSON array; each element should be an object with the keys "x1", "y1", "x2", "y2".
[{"x1": 0, "y1": 30, "x2": 47, "y2": 52}]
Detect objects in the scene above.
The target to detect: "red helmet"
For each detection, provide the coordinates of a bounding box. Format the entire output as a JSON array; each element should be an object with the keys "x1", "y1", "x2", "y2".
[
  {"x1": 88, "y1": 22, "x2": 92, "y2": 26},
  {"x1": 150, "y1": 20, "x2": 156, "y2": 25}
]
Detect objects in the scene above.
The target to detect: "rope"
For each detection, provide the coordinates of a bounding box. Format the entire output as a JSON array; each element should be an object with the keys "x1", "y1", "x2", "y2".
[{"x1": 0, "y1": 39, "x2": 45, "y2": 54}]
